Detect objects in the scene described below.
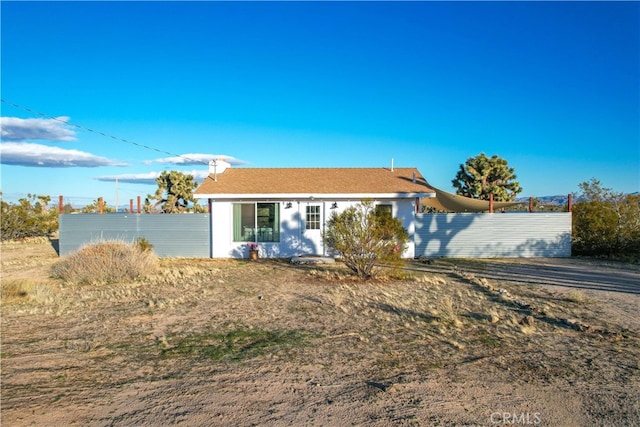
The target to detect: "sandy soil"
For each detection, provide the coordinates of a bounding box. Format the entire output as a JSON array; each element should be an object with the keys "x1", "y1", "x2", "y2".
[{"x1": 2, "y1": 240, "x2": 639, "y2": 426}]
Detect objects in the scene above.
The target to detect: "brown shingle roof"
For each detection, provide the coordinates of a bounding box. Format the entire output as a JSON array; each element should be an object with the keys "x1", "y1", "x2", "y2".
[{"x1": 195, "y1": 167, "x2": 434, "y2": 196}]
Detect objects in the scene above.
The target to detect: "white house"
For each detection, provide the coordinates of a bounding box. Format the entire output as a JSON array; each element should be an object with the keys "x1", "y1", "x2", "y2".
[{"x1": 194, "y1": 161, "x2": 436, "y2": 259}]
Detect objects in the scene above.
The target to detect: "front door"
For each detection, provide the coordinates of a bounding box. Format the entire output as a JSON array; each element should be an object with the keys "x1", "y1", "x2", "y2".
[{"x1": 302, "y1": 203, "x2": 324, "y2": 255}]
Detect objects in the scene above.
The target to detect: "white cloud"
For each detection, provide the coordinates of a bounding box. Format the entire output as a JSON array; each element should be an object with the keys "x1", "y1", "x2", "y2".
[
  {"x1": 95, "y1": 171, "x2": 161, "y2": 184},
  {"x1": 145, "y1": 153, "x2": 248, "y2": 166},
  {"x1": 95, "y1": 169, "x2": 210, "y2": 184},
  {"x1": 1, "y1": 116, "x2": 77, "y2": 142},
  {"x1": 0, "y1": 142, "x2": 128, "y2": 168}
]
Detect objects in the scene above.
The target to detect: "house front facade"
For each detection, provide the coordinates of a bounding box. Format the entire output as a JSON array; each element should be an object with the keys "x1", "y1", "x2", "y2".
[{"x1": 194, "y1": 161, "x2": 436, "y2": 259}]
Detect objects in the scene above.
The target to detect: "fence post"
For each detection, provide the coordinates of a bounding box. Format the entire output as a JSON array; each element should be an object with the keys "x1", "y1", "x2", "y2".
[
  {"x1": 59, "y1": 195, "x2": 64, "y2": 214},
  {"x1": 529, "y1": 197, "x2": 534, "y2": 213},
  {"x1": 489, "y1": 194, "x2": 494, "y2": 213},
  {"x1": 130, "y1": 199, "x2": 134, "y2": 213},
  {"x1": 137, "y1": 196, "x2": 141, "y2": 214},
  {"x1": 568, "y1": 194, "x2": 573, "y2": 213},
  {"x1": 98, "y1": 197, "x2": 104, "y2": 214}
]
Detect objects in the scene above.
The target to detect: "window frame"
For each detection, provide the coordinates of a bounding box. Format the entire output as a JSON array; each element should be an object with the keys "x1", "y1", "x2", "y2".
[
  {"x1": 305, "y1": 205, "x2": 321, "y2": 230},
  {"x1": 375, "y1": 204, "x2": 393, "y2": 218},
  {"x1": 232, "y1": 202, "x2": 280, "y2": 243}
]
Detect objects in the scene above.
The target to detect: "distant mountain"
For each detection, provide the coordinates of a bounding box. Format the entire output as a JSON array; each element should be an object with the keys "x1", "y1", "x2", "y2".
[
  {"x1": 515, "y1": 195, "x2": 573, "y2": 206},
  {"x1": 516, "y1": 192, "x2": 639, "y2": 206}
]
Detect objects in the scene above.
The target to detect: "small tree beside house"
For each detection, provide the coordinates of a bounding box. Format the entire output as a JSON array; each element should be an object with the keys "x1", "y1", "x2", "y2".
[{"x1": 323, "y1": 200, "x2": 409, "y2": 279}]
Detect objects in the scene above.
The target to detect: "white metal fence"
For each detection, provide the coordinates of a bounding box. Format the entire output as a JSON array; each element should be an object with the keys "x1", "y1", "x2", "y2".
[
  {"x1": 60, "y1": 212, "x2": 572, "y2": 259},
  {"x1": 414, "y1": 213, "x2": 572, "y2": 258},
  {"x1": 59, "y1": 213, "x2": 211, "y2": 257}
]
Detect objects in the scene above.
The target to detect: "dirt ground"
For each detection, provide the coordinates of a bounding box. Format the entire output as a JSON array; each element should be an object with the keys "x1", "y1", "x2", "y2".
[{"x1": 2, "y1": 240, "x2": 639, "y2": 426}]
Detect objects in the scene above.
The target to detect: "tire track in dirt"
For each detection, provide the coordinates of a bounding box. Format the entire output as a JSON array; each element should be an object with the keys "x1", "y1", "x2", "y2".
[{"x1": 410, "y1": 259, "x2": 640, "y2": 295}]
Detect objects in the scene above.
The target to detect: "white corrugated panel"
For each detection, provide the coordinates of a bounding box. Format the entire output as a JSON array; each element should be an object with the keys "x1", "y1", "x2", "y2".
[
  {"x1": 59, "y1": 214, "x2": 210, "y2": 257},
  {"x1": 414, "y1": 213, "x2": 571, "y2": 258}
]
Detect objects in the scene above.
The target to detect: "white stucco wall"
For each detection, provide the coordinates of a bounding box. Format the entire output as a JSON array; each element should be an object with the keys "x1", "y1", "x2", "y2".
[{"x1": 207, "y1": 198, "x2": 418, "y2": 259}]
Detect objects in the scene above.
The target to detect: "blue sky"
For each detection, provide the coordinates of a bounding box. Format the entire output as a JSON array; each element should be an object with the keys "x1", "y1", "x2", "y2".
[{"x1": 1, "y1": 1, "x2": 638, "y2": 208}]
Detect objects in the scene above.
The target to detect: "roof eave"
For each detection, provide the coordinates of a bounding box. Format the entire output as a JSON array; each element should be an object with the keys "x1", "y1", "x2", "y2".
[{"x1": 194, "y1": 192, "x2": 436, "y2": 200}]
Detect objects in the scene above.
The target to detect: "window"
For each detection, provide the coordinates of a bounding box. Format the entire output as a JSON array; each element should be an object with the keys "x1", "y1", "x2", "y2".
[
  {"x1": 306, "y1": 205, "x2": 321, "y2": 230},
  {"x1": 233, "y1": 202, "x2": 280, "y2": 242},
  {"x1": 376, "y1": 204, "x2": 393, "y2": 218}
]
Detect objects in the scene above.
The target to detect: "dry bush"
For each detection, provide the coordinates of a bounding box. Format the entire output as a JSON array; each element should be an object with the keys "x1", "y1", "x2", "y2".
[
  {"x1": 436, "y1": 296, "x2": 462, "y2": 327},
  {"x1": 566, "y1": 290, "x2": 590, "y2": 304},
  {"x1": 306, "y1": 268, "x2": 353, "y2": 282},
  {"x1": 1, "y1": 279, "x2": 51, "y2": 304},
  {"x1": 2, "y1": 279, "x2": 33, "y2": 303},
  {"x1": 414, "y1": 273, "x2": 447, "y2": 287},
  {"x1": 51, "y1": 240, "x2": 158, "y2": 285},
  {"x1": 143, "y1": 264, "x2": 221, "y2": 286}
]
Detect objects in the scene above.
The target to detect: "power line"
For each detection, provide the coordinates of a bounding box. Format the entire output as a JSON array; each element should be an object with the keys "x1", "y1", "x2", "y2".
[{"x1": 1, "y1": 99, "x2": 210, "y2": 166}]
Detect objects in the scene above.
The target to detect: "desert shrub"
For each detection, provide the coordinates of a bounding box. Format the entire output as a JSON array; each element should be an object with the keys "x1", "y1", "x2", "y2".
[
  {"x1": 323, "y1": 200, "x2": 409, "y2": 279},
  {"x1": 1, "y1": 194, "x2": 58, "y2": 241},
  {"x1": 52, "y1": 240, "x2": 158, "y2": 285},
  {"x1": 566, "y1": 290, "x2": 591, "y2": 304},
  {"x1": 134, "y1": 236, "x2": 154, "y2": 252},
  {"x1": 80, "y1": 198, "x2": 116, "y2": 213},
  {"x1": 572, "y1": 179, "x2": 640, "y2": 257}
]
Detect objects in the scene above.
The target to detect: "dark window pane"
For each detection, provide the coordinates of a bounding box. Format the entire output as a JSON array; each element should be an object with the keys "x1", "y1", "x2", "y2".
[
  {"x1": 376, "y1": 204, "x2": 392, "y2": 218},
  {"x1": 257, "y1": 203, "x2": 280, "y2": 242},
  {"x1": 306, "y1": 205, "x2": 321, "y2": 230},
  {"x1": 233, "y1": 203, "x2": 255, "y2": 241}
]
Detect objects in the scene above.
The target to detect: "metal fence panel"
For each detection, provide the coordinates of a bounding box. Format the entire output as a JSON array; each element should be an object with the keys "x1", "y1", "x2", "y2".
[
  {"x1": 59, "y1": 214, "x2": 210, "y2": 258},
  {"x1": 61, "y1": 212, "x2": 571, "y2": 259},
  {"x1": 414, "y1": 213, "x2": 571, "y2": 258}
]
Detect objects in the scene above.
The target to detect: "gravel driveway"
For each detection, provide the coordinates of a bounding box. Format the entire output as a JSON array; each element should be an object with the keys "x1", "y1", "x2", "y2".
[{"x1": 409, "y1": 258, "x2": 640, "y2": 295}]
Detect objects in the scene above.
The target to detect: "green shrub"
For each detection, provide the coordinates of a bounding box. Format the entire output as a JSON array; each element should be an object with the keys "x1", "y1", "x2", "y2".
[
  {"x1": 323, "y1": 200, "x2": 409, "y2": 279},
  {"x1": 1, "y1": 194, "x2": 58, "y2": 241},
  {"x1": 134, "y1": 237, "x2": 154, "y2": 252},
  {"x1": 80, "y1": 198, "x2": 115, "y2": 213},
  {"x1": 52, "y1": 240, "x2": 158, "y2": 285},
  {"x1": 572, "y1": 179, "x2": 640, "y2": 257}
]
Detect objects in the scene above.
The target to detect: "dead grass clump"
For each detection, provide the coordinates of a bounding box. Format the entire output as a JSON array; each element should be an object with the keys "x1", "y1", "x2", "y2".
[
  {"x1": 1, "y1": 279, "x2": 51, "y2": 304},
  {"x1": 488, "y1": 310, "x2": 501, "y2": 324},
  {"x1": 2, "y1": 279, "x2": 33, "y2": 303},
  {"x1": 376, "y1": 267, "x2": 413, "y2": 281},
  {"x1": 51, "y1": 240, "x2": 158, "y2": 285},
  {"x1": 1, "y1": 279, "x2": 32, "y2": 302},
  {"x1": 436, "y1": 296, "x2": 463, "y2": 327},
  {"x1": 307, "y1": 268, "x2": 352, "y2": 282},
  {"x1": 143, "y1": 264, "x2": 220, "y2": 286},
  {"x1": 566, "y1": 290, "x2": 591, "y2": 304},
  {"x1": 413, "y1": 273, "x2": 447, "y2": 287}
]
